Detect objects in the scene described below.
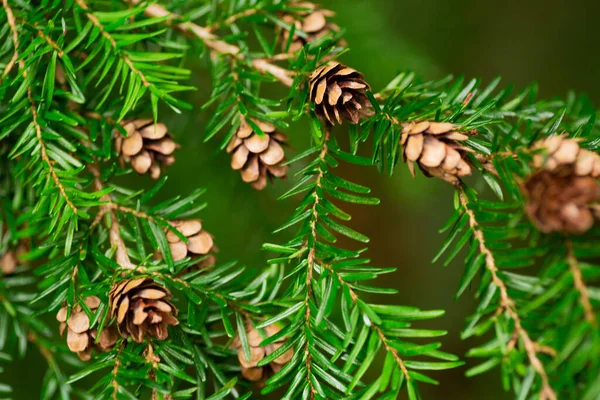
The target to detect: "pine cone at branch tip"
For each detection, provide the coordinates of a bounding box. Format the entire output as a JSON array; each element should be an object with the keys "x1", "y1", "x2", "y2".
[
  {"x1": 115, "y1": 119, "x2": 180, "y2": 179},
  {"x1": 309, "y1": 62, "x2": 373, "y2": 125},
  {"x1": 56, "y1": 296, "x2": 117, "y2": 361},
  {"x1": 523, "y1": 135, "x2": 600, "y2": 234},
  {"x1": 233, "y1": 323, "x2": 294, "y2": 383},
  {"x1": 524, "y1": 170, "x2": 600, "y2": 235},
  {"x1": 401, "y1": 121, "x2": 475, "y2": 184},
  {"x1": 280, "y1": 2, "x2": 344, "y2": 53},
  {"x1": 165, "y1": 219, "x2": 217, "y2": 269},
  {"x1": 227, "y1": 118, "x2": 289, "y2": 190},
  {"x1": 532, "y1": 135, "x2": 600, "y2": 177},
  {"x1": 109, "y1": 278, "x2": 179, "y2": 343}
]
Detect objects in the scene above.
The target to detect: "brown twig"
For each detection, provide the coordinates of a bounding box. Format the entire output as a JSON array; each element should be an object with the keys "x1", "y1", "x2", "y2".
[
  {"x1": 1, "y1": 0, "x2": 20, "y2": 79},
  {"x1": 566, "y1": 239, "x2": 597, "y2": 326},
  {"x1": 327, "y1": 264, "x2": 411, "y2": 383},
  {"x1": 111, "y1": 341, "x2": 126, "y2": 400},
  {"x1": 459, "y1": 190, "x2": 556, "y2": 400},
  {"x1": 130, "y1": 0, "x2": 295, "y2": 87},
  {"x1": 301, "y1": 129, "x2": 330, "y2": 399},
  {"x1": 206, "y1": 7, "x2": 259, "y2": 32},
  {"x1": 90, "y1": 165, "x2": 137, "y2": 270}
]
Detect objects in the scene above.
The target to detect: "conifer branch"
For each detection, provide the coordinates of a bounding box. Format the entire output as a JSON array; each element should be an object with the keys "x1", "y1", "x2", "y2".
[
  {"x1": 327, "y1": 264, "x2": 411, "y2": 381},
  {"x1": 458, "y1": 189, "x2": 556, "y2": 400},
  {"x1": 1, "y1": 0, "x2": 20, "y2": 79},
  {"x1": 302, "y1": 128, "x2": 330, "y2": 400},
  {"x1": 29, "y1": 91, "x2": 79, "y2": 216},
  {"x1": 132, "y1": 0, "x2": 295, "y2": 87},
  {"x1": 566, "y1": 239, "x2": 597, "y2": 326},
  {"x1": 76, "y1": 0, "x2": 151, "y2": 89},
  {"x1": 90, "y1": 165, "x2": 136, "y2": 270}
]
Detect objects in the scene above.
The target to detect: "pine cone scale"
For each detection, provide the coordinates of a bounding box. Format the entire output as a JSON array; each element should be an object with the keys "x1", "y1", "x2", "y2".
[
  {"x1": 109, "y1": 278, "x2": 178, "y2": 343},
  {"x1": 524, "y1": 136, "x2": 600, "y2": 234},
  {"x1": 164, "y1": 219, "x2": 217, "y2": 270},
  {"x1": 234, "y1": 323, "x2": 294, "y2": 383},
  {"x1": 116, "y1": 120, "x2": 179, "y2": 179},
  {"x1": 310, "y1": 63, "x2": 372, "y2": 125},
  {"x1": 227, "y1": 118, "x2": 289, "y2": 189},
  {"x1": 57, "y1": 296, "x2": 116, "y2": 360},
  {"x1": 401, "y1": 121, "x2": 474, "y2": 184}
]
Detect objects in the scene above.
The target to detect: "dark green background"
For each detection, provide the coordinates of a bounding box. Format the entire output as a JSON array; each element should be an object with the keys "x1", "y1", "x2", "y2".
[{"x1": 8, "y1": 1, "x2": 600, "y2": 398}]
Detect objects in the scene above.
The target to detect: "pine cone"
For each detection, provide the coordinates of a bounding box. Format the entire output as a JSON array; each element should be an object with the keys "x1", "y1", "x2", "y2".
[
  {"x1": 233, "y1": 323, "x2": 294, "y2": 382},
  {"x1": 116, "y1": 119, "x2": 179, "y2": 179},
  {"x1": 1, "y1": 239, "x2": 28, "y2": 275},
  {"x1": 227, "y1": 119, "x2": 289, "y2": 190},
  {"x1": 56, "y1": 296, "x2": 117, "y2": 361},
  {"x1": 109, "y1": 278, "x2": 179, "y2": 343},
  {"x1": 166, "y1": 219, "x2": 217, "y2": 269},
  {"x1": 532, "y1": 135, "x2": 600, "y2": 177},
  {"x1": 309, "y1": 63, "x2": 373, "y2": 125},
  {"x1": 401, "y1": 121, "x2": 474, "y2": 184},
  {"x1": 524, "y1": 169, "x2": 600, "y2": 234},
  {"x1": 524, "y1": 135, "x2": 600, "y2": 234},
  {"x1": 280, "y1": 2, "x2": 343, "y2": 53}
]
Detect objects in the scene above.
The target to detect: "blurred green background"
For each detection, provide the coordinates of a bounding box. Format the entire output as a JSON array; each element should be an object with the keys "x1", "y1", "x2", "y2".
[{"x1": 7, "y1": 0, "x2": 600, "y2": 398}]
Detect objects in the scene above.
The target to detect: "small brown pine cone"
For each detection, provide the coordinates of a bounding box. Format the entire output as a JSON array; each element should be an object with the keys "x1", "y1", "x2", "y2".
[
  {"x1": 0, "y1": 251, "x2": 17, "y2": 275},
  {"x1": 165, "y1": 220, "x2": 217, "y2": 269},
  {"x1": 532, "y1": 135, "x2": 600, "y2": 178},
  {"x1": 280, "y1": 2, "x2": 343, "y2": 53},
  {"x1": 233, "y1": 323, "x2": 294, "y2": 383},
  {"x1": 401, "y1": 121, "x2": 474, "y2": 184},
  {"x1": 115, "y1": 119, "x2": 179, "y2": 179},
  {"x1": 227, "y1": 119, "x2": 289, "y2": 190},
  {"x1": 309, "y1": 63, "x2": 373, "y2": 125},
  {"x1": 524, "y1": 169, "x2": 600, "y2": 235},
  {"x1": 109, "y1": 278, "x2": 178, "y2": 343},
  {"x1": 56, "y1": 296, "x2": 117, "y2": 361},
  {"x1": 1, "y1": 240, "x2": 29, "y2": 275}
]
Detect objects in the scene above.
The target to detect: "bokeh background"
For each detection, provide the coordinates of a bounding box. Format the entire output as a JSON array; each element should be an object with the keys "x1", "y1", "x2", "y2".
[{"x1": 6, "y1": 0, "x2": 600, "y2": 398}]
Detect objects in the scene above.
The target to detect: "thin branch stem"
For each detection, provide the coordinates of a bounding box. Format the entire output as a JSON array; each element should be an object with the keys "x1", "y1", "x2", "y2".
[
  {"x1": 566, "y1": 239, "x2": 597, "y2": 326},
  {"x1": 90, "y1": 165, "x2": 136, "y2": 270},
  {"x1": 458, "y1": 189, "x2": 556, "y2": 400},
  {"x1": 76, "y1": 0, "x2": 150, "y2": 88},
  {"x1": 206, "y1": 7, "x2": 260, "y2": 32},
  {"x1": 131, "y1": 0, "x2": 295, "y2": 87},
  {"x1": 326, "y1": 264, "x2": 411, "y2": 382},
  {"x1": 301, "y1": 128, "x2": 331, "y2": 399},
  {"x1": 1, "y1": 0, "x2": 20, "y2": 79},
  {"x1": 3, "y1": 0, "x2": 78, "y2": 215}
]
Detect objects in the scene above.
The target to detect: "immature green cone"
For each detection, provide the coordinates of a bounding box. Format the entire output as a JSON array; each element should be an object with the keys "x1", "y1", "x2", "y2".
[
  {"x1": 56, "y1": 296, "x2": 117, "y2": 361},
  {"x1": 116, "y1": 119, "x2": 179, "y2": 179},
  {"x1": 524, "y1": 135, "x2": 600, "y2": 234},
  {"x1": 280, "y1": 2, "x2": 342, "y2": 53},
  {"x1": 166, "y1": 219, "x2": 216, "y2": 269},
  {"x1": 227, "y1": 118, "x2": 289, "y2": 190},
  {"x1": 401, "y1": 121, "x2": 474, "y2": 184},
  {"x1": 109, "y1": 278, "x2": 179, "y2": 343},
  {"x1": 309, "y1": 63, "x2": 373, "y2": 125},
  {"x1": 233, "y1": 323, "x2": 294, "y2": 382}
]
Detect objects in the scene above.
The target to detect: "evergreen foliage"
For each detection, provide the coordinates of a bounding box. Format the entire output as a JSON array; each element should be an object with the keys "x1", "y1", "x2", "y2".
[{"x1": 0, "y1": 0, "x2": 598, "y2": 399}]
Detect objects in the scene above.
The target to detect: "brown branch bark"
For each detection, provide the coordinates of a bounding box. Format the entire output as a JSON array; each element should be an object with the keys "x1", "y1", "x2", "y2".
[
  {"x1": 129, "y1": 0, "x2": 295, "y2": 87},
  {"x1": 459, "y1": 190, "x2": 556, "y2": 400},
  {"x1": 90, "y1": 165, "x2": 137, "y2": 270},
  {"x1": 566, "y1": 239, "x2": 597, "y2": 326}
]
